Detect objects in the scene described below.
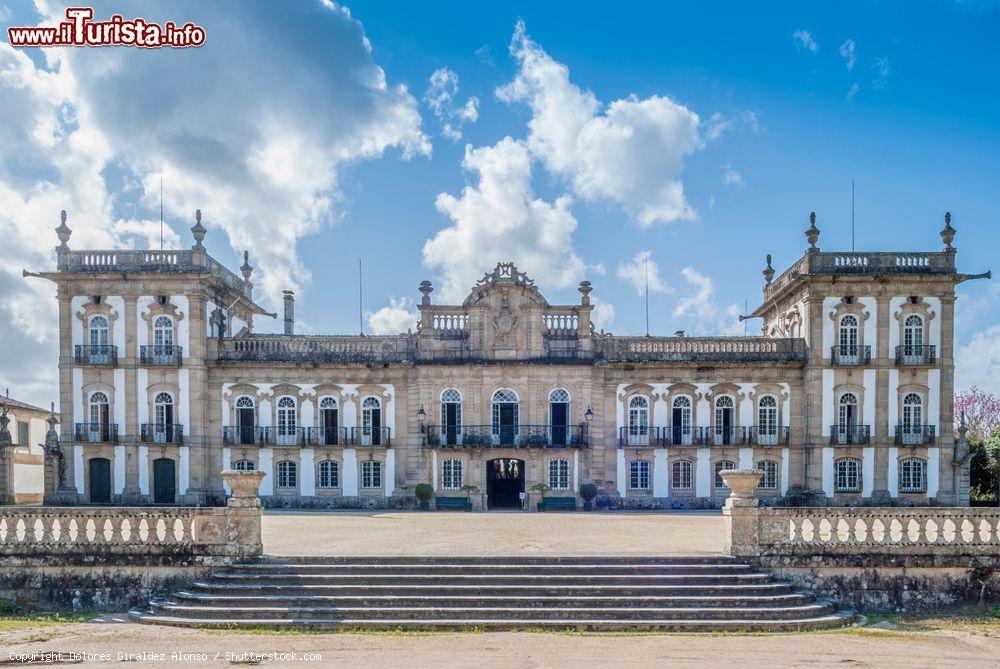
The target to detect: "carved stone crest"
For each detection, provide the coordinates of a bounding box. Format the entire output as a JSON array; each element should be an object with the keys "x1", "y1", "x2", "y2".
[{"x1": 493, "y1": 294, "x2": 517, "y2": 340}]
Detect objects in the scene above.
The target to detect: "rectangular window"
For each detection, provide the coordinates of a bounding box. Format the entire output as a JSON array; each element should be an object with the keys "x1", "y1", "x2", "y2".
[
  {"x1": 548, "y1": 459, "x2": 570, "y2": 490},
  {"x1": 672, "y1": 461, "x2": 693, "y2": 490},
  {"x1": 17, "y1": 421, "x2": 29, "y2": 445},
  {"x1": 629, "y1": 460, "x2": 650, "y2": 491},
  {"x1": 362, "y1": 460, "x2": 382, "y2": 489},
  {"x1": 835, "y1": 459, "x2": 861, "y2": 492},
  {"x1": 317, "y1": 461, "x2": 339, "y2": 489},
  {"x1": 442, "y1": 459, "x2": 463, "y2": 490}
]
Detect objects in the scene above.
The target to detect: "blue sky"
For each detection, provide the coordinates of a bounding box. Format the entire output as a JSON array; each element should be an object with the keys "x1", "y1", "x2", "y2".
[{"x1": 1, "y1": 1, "x2": 998, "y2": 406}]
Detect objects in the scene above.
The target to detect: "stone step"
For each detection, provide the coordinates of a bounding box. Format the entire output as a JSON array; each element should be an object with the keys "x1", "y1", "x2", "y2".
[
  {"x1": 188, "y1": 581, "x2": 796, "y2": 597},
  {"x1": 173, "y1": 591, "x2": 814, "y2": 608},
  {"x1": 222, "y1": 563, "x2": 755, "y2": 576},
  {"x1": 207, "y1": 572, "x2": 774, "y2": 586},
  {"x1": 150, "y1": 601, "x2": 835, "y2": 621},
  {"x1": 248, "y1": 555, "x2": 740, "y2": 566},
  {"x1": 129, "y1": 611, "x2": 856, "y2": 632}
]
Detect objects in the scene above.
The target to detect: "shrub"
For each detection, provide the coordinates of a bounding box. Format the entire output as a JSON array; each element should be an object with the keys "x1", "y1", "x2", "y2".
[
  {"x1": 579, "y1": 483, "x2": 598, "y2": 502},
  {"x1": 414, "y1": 483, "x2": 434, "y2": 503}
]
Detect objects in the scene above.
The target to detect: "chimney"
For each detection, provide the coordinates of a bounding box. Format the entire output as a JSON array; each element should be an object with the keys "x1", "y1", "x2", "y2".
[{"x1": 283, "y1": 291, "x2": 295, "y2": 335}]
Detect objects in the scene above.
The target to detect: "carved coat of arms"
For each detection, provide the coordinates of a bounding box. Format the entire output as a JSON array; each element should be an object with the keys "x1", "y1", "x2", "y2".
[{"x1": 493, "y1": 295, "x2": 517, "y2": 340}]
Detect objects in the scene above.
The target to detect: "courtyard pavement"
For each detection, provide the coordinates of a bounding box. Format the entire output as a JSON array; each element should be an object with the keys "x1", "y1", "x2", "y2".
[{"x1": 261, "y1": 510, "x2": 728, "y2": 556}]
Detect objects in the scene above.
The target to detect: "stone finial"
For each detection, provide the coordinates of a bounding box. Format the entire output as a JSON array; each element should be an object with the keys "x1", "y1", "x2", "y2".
[
  {"x1": 578, "y1": 280, "x2": 592, "y2": 305},
  {"x1": 419, "y1": 280, "x2": 433, "y2": 306},
  {"x1": 240, "y1": 250, "x2": 253, "y2": 282},
  {"x1": 940, "y1": 211, "x2": 955, "y2": 249},
  {"x1": 958, "y1": 410, "x2": 968, "y2": 441},
  {"x1": 191, "y1": 209, "x2": 207, "y2": 249},
  {"x1": 805, "y1": 212, "x2": 820, "y2": 248},
  {"x1": 55, "y1": 210, "x2": 72, "y2": 250},
  {"x1": 0, "y1": 398, "x2": 10, "y2": 448},
  {"x1": 762, "y1": 254, "x2": 775, "y2": 284}
]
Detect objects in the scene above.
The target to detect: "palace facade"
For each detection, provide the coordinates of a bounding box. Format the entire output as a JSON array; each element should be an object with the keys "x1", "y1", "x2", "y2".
[{"x1": 29, "y1": 210, "x2": 988, "y2": 509}]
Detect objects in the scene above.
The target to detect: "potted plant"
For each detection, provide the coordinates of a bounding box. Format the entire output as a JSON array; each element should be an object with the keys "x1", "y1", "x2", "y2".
[
  {"x1": 530, "y1": 482, "x2": 550, "y2": 511},
  {"x1": 579, "y1": 483, "x2": 598, "y2": 511},
  {"x1": 414, "y1": 483, "x2": 434, "y2": 510}
]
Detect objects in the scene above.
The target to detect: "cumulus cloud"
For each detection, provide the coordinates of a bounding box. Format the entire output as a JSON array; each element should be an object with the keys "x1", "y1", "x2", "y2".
[
  {"x1": 956, "y1": 325, "x2": 1000, "y2": 395},
  {"x1": 496, "y1": 20, "x2": 701, "y2": 227},
  {"x1": 590, "y1": 297, "x2": 616, "y2": 332},
  {"x1": 424, "y1": 67, "x2": 480, "y2": 141},
  {"x1": 615, "y1": 251, "x2": 673, "y2": 297},
  {"x1": 0, "y1": 1, "x2": 429, "y2": 407},
  {"x1": 672, "y1": 267, "x2": 742, "y2": 335},
  {"x1": 423, "y1": 137, "x2": 585, "y2": 303},
  {"x1": 839, "y1": 39, "x2": 857, "y2": 69},
  {"x1": 793, "y1": 29, "x2": 819, "y2": 53},
  {"x1": 722, "y1": 165, "x2": 745, "y2": 187},
  {"x1": 366, "y1": 296, "x2": 419, "y2": 334}
]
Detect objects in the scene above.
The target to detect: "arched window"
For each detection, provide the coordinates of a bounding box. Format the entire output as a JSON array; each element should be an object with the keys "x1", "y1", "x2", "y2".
[
  {"x1": 153, "y1": 315, "x2": 174, "y2": 353},
  {"x1": 276, "y1": 460, "x2": 297, "y2": 489},
  {"x1": 361, "y1": 459, "x2": 382, "y2": 489},
  {"x1": 440, "y1": 388, "x2": 462, "y2": 446},
  {"x1": 87, "y1": 391, "x2": 110, "y2": 441},
  {"x1": 491, "y1": 389, "x2": 519, "y2": 445},
  {"x1": 317, "y1": 460, "x2": 339, "y2": 489},
  {"x1": 671, "y1": 460, "x2": 693, "y2": 490},
  {"x1": 838, "y1": 314, "x2": 859, "y2": 358},
  {"x1": 88, "y1": 315, "x2": 109, "y2": 347},
  {"x1": 234, "y1": 395, "x2": 256, "y2": 445},
  {"x1": 757, "y1": 395, "x2": 778, "y2": 444},
  {"x1": 671, "y1": 396, "x2": 693, "y2": 445},
  {"x1": 834, "y1": 458, "x2": 862, "y2": 493},
  {"x1": 627, "y1": 396, "x2": 649, "y2": 445},
  {"x1": 899, "y1": 458, "x2": 927, "y2": 493},
  {"x1": 276, "y1": 396, "x2": 298, "y2": 445},
  {"x1": 629, "y1": 460, "x2": 650, "y2": 491},
  {"x1": 714, "y1": 460, "x2": 737, "y2": 490},
  {"x1": 548, "y1": 458, "x2": 570, "y2": 490},
  {"x1": 361, "y1": 396, "x2": 383, "y2": 446},
  {"x1": 442, "y1": 458, "x2": 463, "y2": 490},
  {"x1": 714, "y1": 395, "x2": 735, "y2": 445},
  {"x1": 549, "y1": 388, "x2": 571, "y2": 445},
  {"x1": 904, "y1": 314, "x2": 924, "y2": 355},
  {"x1": 837, "y1": 392, "x2": 859, "y2": 444},
  {"x1": 318, "y1": 396, "x2": 339, "y2": 445},
  {"x1": 757, "y1": 460, "x2": 779, "y2": 491},
  {"x1": 901, "y1": 393, "x2": 924, "y2": 444},
  {"x1": 152, "y1": 392, "x2": 175, "y2": 443},
  {"x1": 232, "y1": 459, "x2": 255, "y2": 471}
]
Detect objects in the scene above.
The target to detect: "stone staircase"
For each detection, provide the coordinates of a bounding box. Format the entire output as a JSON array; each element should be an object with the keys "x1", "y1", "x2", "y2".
[{"x1": 129, "y1": 556, "x2": 854, "y2": 631}]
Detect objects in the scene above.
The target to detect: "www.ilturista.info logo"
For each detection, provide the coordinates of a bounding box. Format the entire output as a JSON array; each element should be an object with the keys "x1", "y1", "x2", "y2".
[{"x1": 7, "y1": 7, "x2": 206, "y2": 48}]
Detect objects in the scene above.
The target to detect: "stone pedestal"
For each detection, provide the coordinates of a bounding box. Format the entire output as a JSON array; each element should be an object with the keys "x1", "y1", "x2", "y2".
[
  {"x1": 220, "y1": 470, "x2": 265, "y2": 558},
  {"x1": 720, "y1": 469, "x2": 764, "y2": 557}
]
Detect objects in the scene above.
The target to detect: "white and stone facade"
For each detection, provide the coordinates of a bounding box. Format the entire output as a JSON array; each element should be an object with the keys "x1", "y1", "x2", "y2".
[{"x1": 31, "y1": 210, "x2": 987, "y2": 509}]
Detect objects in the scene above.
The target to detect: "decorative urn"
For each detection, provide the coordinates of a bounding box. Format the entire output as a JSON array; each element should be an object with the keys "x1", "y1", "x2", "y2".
[
  {"x1": 719, "y1": 469, "x2": 763, "y2": 506},
  {"x1": 222, "y1": 470, "x2": 266, "y2": 507}
]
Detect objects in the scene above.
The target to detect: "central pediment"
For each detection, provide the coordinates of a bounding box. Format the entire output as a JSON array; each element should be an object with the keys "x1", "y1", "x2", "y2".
[{"x1": 463, "y1": 262, "x2": 548, "y2": 307}]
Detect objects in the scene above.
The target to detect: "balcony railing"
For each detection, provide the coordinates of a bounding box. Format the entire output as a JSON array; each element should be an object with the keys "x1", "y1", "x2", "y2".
[
  {"x1": 895, "y1": 345, "x2": 936, "y2": 366},
  {"x1": 896, "y1": 424, "x2": 936, "y2": 446},
  {"x1": 618, "y1": 427, "x2": 766, "y2": 447},
  {"x1": 707, "y1": 426, "x2": 744, "y2": 447},
  {"x1": 74, "y1": 422, "x2": 119, "y2": 443},
  {"x1": 745, "y1": 426, "x2": 790, "y2": 446},
  {"x1": 829, "y1": 424, "x2": 871, "y2": 445},
  {"x1": 140, "y1": 345, "x2": 183, "y2": 366},
  {"x1": 425, "y1": 425, "x2": 587, "y2": 448},
  {"x1": 74, "y1": 345, "x2": 117, "y2": 366},
  {"x1": 222, "y1": 426, "x2": 392, "y2": 447},
  {"x1": 830, "y1": 345, "x2": 871, "y2": 366},
  {"x1": 140, "y1": 423, "x2": 184, "y2": 444}
]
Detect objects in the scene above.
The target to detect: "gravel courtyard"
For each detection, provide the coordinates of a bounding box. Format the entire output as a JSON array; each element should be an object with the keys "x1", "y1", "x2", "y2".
[{"x1": 260, "y1": 510, "x2": 728, "y2": 556}]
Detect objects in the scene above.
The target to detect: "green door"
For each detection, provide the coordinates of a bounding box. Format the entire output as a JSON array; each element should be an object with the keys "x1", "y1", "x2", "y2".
[
  {"x1": 153, "y1": 458, "x2": 176, "y2": 504},
  {"x1": 88, "y1": 458, "x2": 111, "y2": 504}
]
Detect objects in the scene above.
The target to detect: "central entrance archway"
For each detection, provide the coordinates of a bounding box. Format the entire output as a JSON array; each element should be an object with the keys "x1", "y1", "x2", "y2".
[{"x1": 486, "y1": 458, "x2": 525, "y2": 509}]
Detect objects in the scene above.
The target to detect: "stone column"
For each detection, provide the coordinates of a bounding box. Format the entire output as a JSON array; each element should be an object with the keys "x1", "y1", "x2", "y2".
[
  {"x1": 872, "y1": 293, "x2": 892, "y2": 501},
  {"x1": 56, "y1": 289, "x2": 78, "y2": 503},
  {"x1": 0, "y1": 403, "x2": 14, "y2": 505},
  {"x1": 42, "y1": 404, "x2": 62, "y2": 505},
  {"x1": 122, "y1": 295, "x2": 140, "y2": 503}
]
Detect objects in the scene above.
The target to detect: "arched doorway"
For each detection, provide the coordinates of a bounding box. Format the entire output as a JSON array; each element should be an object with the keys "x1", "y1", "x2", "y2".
[
  {"x1": 153, "y1": 458, "x2": 176, "y2": 504},
  {"x1": 89, "y1": 458, "x2": 111, "y2": 504},
  {"x1": 487, "y1": 458, "x2": 525, "y2": 509}
]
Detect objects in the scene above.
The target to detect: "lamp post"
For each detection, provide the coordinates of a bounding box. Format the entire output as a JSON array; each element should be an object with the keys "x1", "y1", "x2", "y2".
[{"x1": 416, "y1": 404, "x2": 426, "y2": 444}]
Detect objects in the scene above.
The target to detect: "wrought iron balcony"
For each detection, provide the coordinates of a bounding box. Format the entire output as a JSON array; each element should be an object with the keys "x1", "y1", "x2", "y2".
[
  {"x1": 830, "y1": 345, "x2": 871, "y2": 366},
  {"x1": 895, "y1": 345, "x2": 936, "y2": 366},
  {"x1": 74, "y1": 345, "x2": 117, "y2": 366},
  {"x1": 139, "y1": 345, "x2": 183, "y2": 366},
  {"x1": 706, "y1": 426, "x2": 746, "y2": 447},
  {"x1": 895, "y1": 424, "x2": 936, "y2": 446},
  {"x1": 829, "y1": 424, "x2": 871, "y2": 445},
  {"x1": 223, "y1": 426, "x2": 392, "y2": 447},
  {"x1": 223, "y1": 426, "x2": 276, "y2": 446},
  {"x1": 74, "y1": 422, "x2": 118, "y2": 443},
  {"x1": 425, "y1": 424, "x2": 586, "y2": 448},
  {"x1": 140, "y1": 423, "x2": 184, "y2": 444},
  {"x1": 745, "y1": 426, "x2": 790, "y2": 446}
]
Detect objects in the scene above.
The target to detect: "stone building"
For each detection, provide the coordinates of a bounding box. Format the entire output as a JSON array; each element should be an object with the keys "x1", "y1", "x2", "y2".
[
  {"x1": 27, "y1": 209, "x2": 989, "y2": 509},
  {"x1": 0, "y1": 395, "x2": 51, "y2": 504}
]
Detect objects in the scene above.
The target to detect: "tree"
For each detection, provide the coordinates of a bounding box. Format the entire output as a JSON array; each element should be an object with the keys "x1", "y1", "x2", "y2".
[
  {"x1": 955, "y1": 387, "x2": 1000, "y2": 441},
  {"x1": 955, "y1": 388, "x2": 1000, "y2": 506}
]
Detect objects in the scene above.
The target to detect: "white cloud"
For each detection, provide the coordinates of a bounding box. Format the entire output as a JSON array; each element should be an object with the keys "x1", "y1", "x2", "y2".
[
  {"x1": 839, "y1": 39, "x2": 857, "y2": 69},
  {"x1": 671, "y1": 267, "x2": 742, "y2": 335},
  {"x1": 590, "y1": 263, "x2": 607, "y2": 276},
  {"x1": 846, "y1": 83, "x2": 860, "y2": 100},
  {"x1": 423, "y1": 137, "x2": 585, "y2": 303},
  {"x1": 591, "y1": 297, "x2": 616, "y2": 332},
  {"x1": 793, "y1": 29, "x2": 819, "y2": 53},
  {"x1": 424, "y1": 67, "x2": 480, "y2": 142},
  {"x1": 616, "y1": 251, "x2": 673, "y2": 297},
  {"x1": 704, "y1": 110, "x2": 761, "y2": 142},
  {"x1": 956, "y1": 325, "x2": 1000, "y2": 394},
  {"x1": 722, "y1": 165, "x2": 745, "y2": 187},
  {"x1": 496, "y1": 20, "x2": 702, "y2": 227},
  {"x1": 872, "y1": 57, "x2": 891, "y2": 89},
  {"x1": 0, "y1": 2, "x2": 430, "y2": 407},
  {"x1": 366, "y1": 296, "x2": 418, "y2": 334}
]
